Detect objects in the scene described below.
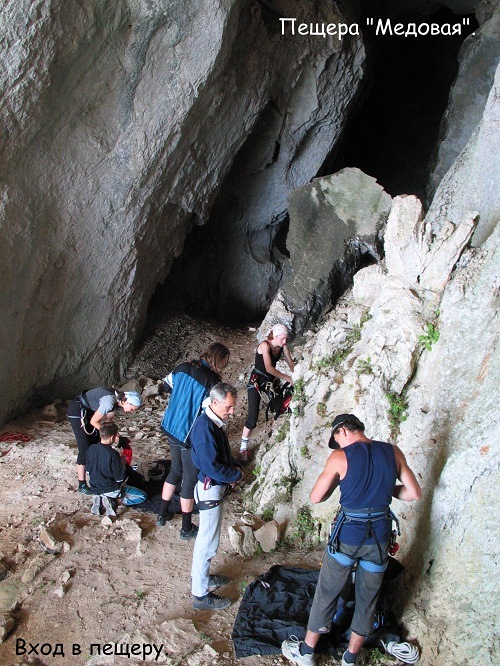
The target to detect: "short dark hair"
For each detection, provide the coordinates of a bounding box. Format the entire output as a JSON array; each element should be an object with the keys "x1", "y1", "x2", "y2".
[
  {"x1": 328, "y1": 413, "x2": 365, "y2": 449},
  {"x1": 100, "y1": 422, "x2": 119, "y2": 440}
]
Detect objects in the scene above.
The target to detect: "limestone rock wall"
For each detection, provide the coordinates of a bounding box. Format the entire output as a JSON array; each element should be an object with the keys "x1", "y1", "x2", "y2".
[
  {"x1": 427, "y1": 10, "x2": 499, "y2": 217},
  {"x1": 247, "y1": 82, "x2": 499, "y2": 664},
  {"x1": 0, "y1": 0, "x2": 363, "y2": 423}
]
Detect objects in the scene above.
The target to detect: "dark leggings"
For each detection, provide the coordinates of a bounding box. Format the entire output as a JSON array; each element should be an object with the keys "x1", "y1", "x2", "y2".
[
  {"x1": 67, "y1": 399, "x2": 99, "y2": 465},
  {"x1": 165, "y1": 444, "x2": 199, "y2": 500},
  {"x1": 244, "y1": 385, "x2": 262, "y2": 430}
]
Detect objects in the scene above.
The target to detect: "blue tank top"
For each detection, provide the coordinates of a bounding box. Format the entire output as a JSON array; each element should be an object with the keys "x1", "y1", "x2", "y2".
[{"x1": 339, "y1": 440, "x2": 397, "y2": 545}]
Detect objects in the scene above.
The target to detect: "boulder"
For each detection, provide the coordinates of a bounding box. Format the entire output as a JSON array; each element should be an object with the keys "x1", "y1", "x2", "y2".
[
  {"x1": 262, "y1": 168, "x2": 392, "y2": 334},
  {"x1": 254, "y1": 520, "x2": 280, "y2": 553}
]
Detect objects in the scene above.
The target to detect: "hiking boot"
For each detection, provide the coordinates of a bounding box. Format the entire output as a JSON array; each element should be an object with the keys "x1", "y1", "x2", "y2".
[
  {"x1": 208, "y1": 574, "x2": 229, "y2": 592},
  {"x1": 91, "y1": 495, "x2": 102, "y2": 515},
  {"x1": 239, "y1": 449, "x2": 251, "y2": 465},
  {"x1": 180, "y1": 525, "x2": 198, "y2": 540},
  {"x1": 281, "y1": 637, "x2": 315, "y2": 666},
  {"x1": 156, "y1": 512, "x2": 174, "y2": 526},
  {"x1": 78, "y1": 483, "x2": 93, "y2": 495},
  {"x1": 192, "y1": 592, "x2": 231, "y2": 610},
  {"x1": 101, "y1": 496, "x2": 117, "y2": 516}
]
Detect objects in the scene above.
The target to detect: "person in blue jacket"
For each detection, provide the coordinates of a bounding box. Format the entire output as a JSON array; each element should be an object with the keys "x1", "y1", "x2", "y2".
[
  {"x1": 157, "y1": 343, "x2": 230, "y2": 540},
  {"x1": 190, "y1": 382, "x2": 242, "y2": 610}
]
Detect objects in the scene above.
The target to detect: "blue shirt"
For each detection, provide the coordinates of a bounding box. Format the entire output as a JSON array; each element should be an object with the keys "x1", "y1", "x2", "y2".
[{"x1": 339, "y1": 440, "x2": 397, "y2": 544}]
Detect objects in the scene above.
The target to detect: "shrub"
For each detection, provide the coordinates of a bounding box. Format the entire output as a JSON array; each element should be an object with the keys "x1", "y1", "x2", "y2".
[
  {"x1": 419, "y1": 322, "x2": 440, "y2": 351},
  {"x1": 387, "y1": 391, "x2": 408, "y2": 437}
]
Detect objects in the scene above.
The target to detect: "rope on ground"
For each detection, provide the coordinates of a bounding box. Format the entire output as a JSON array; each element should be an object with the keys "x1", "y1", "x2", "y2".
[
  {"x1": 0, "y1": 432, "x2": 32, "y2": 442},
  {"x1": 381, "y1": 640, "x2": 420, "y2": 664}
]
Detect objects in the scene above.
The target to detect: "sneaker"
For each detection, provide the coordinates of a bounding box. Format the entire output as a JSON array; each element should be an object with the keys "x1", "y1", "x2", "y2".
[
  {"x1": 192, "y1": 592, "x2": 231, "y2": 610},
  {"x1": 101, "y1": 496, "x2": 117, "y2": 516},
  {"x1": 78, "y1": 483, "x2": 93, "y2": 495},
  {"x1": 180, "y1": 525, "x2": 198, "y2": 540},
  {"x1": 239, "y1": 449, "x2": 251, "y2": 464},
  {"x1": 281, "y1": 637, "x2": 315, "y2": 666},
  {"x1": 156, "y1": 512, "x2": 174, "y2": 526},
  {"x1": 208, "y1": 574, "x2": 229, "y2": 591},
  {"x1": 91, "y1": 495, "x2": 102, "y2": 515}
]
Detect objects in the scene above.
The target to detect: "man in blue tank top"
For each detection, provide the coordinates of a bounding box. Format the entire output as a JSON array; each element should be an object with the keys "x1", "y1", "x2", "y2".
[{"x1": 282, "y1": 414, "x2": 421, "y2": 666}]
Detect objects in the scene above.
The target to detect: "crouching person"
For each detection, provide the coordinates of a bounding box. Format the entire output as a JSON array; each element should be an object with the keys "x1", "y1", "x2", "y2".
[{"x1": 86, "y1": 422, "x2": 147, "y2": 516}]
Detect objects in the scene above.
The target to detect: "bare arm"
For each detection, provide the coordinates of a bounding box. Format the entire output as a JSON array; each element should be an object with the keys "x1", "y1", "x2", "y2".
[
  {"x1": 259, "y1": 342, "x2": 292, "y2": 383},
  {"x1": 310, "y1": 451, "x2": 346, "y2": 503},
  {"x1": 393, "y1": 446, "x2": 422, "y2": 501},
  {"x1": 89, "y1": 410, "x2": 116, "y2": 430},
  {"x1": 282, "y1": 344, "x2": 295, "y2": 377}
]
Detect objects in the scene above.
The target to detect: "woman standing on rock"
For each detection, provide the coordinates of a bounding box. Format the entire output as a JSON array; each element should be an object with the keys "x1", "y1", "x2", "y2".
[
  {"x1": 157, "y1": 342, "x2": 230, "y2": 540},
  {"x1": 239, "y1": 324, "x2": 294, "y2": 462},
  {"x1": 67, "y1": 387, "x2": 143, "y2": 494}
]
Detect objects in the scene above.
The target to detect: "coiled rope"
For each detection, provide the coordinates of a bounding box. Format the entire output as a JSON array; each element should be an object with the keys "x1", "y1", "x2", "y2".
[{"x1": 381, "y1": 640, "x2": 420, "y2": 664}]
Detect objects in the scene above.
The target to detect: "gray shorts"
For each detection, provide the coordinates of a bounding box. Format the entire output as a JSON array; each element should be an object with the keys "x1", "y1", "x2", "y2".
[{"x1": 307, "y1": 541, "x2": 389, "y2": 637}]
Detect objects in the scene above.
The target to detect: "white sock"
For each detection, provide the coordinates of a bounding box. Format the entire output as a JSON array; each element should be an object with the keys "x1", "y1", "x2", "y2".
[{"x1": 240, "y1": 437, "x2": 249, "y2": 451}]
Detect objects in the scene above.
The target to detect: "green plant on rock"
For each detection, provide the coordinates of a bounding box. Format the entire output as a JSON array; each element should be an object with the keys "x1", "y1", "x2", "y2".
[
  {"x1": 292, "y1": 506, "x2": 318, "y2": 544},
  {"x1": 365, "y1": 647, "x2": 391, "y2": 664},
  {"x1": 315, "y1": 347, "x2": 349, "y2": 372},
  {"x1": 275, "y1": 417, "x2": 290, "y2": 443},
  {"x1": 356, "y1": 357, "x2": 373, "y2": 376},
  {"x1": 252, "y1": 465, "x2": 262, "y2": 478},
  {"x1": 387, "y1": 391, "x2": 408, "y2": 437},
  {"x1": 360, "y1": 310, "x2": 372, "y2": 327},
  {"x1": 292, "y1": 378, "x2": 307, "y2": 416},
  {"x1": 314, "y1": 325, "x2": 363, "y2": 375},
  {"x1": 282, "y1": 470, "x2": 300, "y2": 501},
  {"x1": 262, "y1": 507, "x2": 274, "y2": 521},
  {"x1": 419, "y1": 322, "x2": 440, "y2": 351},
  {"x1": 316, "y1": 402, "x2": 327, "y2": 417},
  {"x1": 300, "y1": 444, "x2": 310, "y2": 458}
]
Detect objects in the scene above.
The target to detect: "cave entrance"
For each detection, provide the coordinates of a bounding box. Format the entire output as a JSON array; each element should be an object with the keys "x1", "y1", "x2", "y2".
[
  {"x1": 141, "y1": 6, "x2": 478, "y2": 340},
  {"x1": 323, "y1": 7, "x2": 478, "y2": 202}
]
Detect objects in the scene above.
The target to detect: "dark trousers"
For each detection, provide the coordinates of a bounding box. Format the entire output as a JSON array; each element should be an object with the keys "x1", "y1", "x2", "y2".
[
  {"x1": 67, "y1": 399, "x2": 100, "y2": 465},
  {"x1": 244, "y1": 385, "x2": 262, "y2": 430},
  {"x1": 165, "y1": 444, "x2": 199, "y2": 500}
]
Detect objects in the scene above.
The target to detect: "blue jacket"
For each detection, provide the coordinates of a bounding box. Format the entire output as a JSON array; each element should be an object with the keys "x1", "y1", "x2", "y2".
[
  {"x1": 190, "y1": 411, "x2": 242, "y2": 485},
  {"x1": 160, "y1": 361, "x2": 220, "y2": 447}
]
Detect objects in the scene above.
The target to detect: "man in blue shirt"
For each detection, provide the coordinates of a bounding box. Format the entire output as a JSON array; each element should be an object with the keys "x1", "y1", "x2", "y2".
[
  {"x1": 190, "y1": 382, "x2": 242, "y2": 610},
  {"x1": 282, "y1": 414, "x2": 421, "y2": 666}
]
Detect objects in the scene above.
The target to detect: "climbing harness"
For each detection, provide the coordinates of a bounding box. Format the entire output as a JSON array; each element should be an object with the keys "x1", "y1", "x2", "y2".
[
  {"x1": 249, "y1": 370, "x2": 293, "y2": 421},
  {"x1": 195, "y1": 481, "x2": 232, "y2": 510},
  {"x1": 327, "y1": 506, "x2": 401, "y2": 570},
  {"x1": 75, "y1": 392, "x2": 97, "y2": 435}
]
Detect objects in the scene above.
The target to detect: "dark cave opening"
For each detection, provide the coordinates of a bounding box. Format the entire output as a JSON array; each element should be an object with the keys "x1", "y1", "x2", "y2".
[
  {"x1": 142, "y1": 6, "x2": 478, "y2": 337},
  {"x1": 323, "y1": 7, "x2": 478, "y2": 201}
]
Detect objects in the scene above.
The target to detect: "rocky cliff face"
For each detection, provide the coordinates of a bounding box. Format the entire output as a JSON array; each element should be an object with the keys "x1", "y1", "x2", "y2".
[
  {"x1": 0, "y1": 0, "x2": 364, "y2": 422},
  {"x1": 247, "y1": 62, "x2": 499, "y2": 666}
]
